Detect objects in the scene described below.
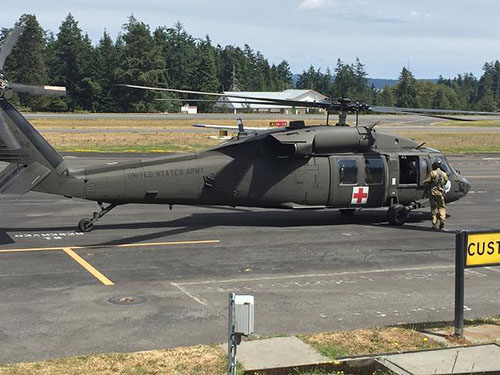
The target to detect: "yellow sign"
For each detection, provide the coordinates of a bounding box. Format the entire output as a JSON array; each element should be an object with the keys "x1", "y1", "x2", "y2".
[{"x1": 466, "y1": 232, "x2": 500, "y2": 267}]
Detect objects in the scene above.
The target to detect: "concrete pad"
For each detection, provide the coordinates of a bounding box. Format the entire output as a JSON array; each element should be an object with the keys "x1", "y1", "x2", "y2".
[
  {"x1": 463, "y1": 324, "x2": 500, "y2": 344},
  {"x1": 377, "y1": 344, "x2": 500, "y2": 375},
  {"x1": 231, "y1": 337, "x2": 330, "y2": 371},
  {"x1": 423, "y1": 324, "x2": 500, "y2": 345}
]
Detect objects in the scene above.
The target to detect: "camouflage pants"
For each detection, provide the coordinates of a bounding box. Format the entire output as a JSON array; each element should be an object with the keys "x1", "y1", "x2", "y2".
[{"x1": 429, "y1": 193, "x2": 446, "y2": 225}]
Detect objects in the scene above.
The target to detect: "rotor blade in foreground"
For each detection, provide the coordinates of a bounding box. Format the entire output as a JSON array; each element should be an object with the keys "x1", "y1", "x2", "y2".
[
  {"x1": 369, "y1": 105, "x2": 500, "y2": 117},
  {"x1": 0, "y1": 108, "x2": 20, "y2": 150},
  {"x1": 117, "y1": 84, "x2": 329, "y2": 109},
  {"x1": 9, "y1": 83, "x2": 66, "y2": 97},
  {"x1": 0, "y1": 26, "x2": 23, "y2": 70}
]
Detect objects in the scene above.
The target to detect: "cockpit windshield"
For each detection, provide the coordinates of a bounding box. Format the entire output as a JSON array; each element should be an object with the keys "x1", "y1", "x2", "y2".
[{"x1": 433, "y1": 156, "x2": 455, "y2": 176}]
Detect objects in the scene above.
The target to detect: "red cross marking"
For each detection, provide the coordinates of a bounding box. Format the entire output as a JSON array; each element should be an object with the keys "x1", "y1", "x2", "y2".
[{"x1": 352, "y1": 187, "x2": 368, "y2": 204}]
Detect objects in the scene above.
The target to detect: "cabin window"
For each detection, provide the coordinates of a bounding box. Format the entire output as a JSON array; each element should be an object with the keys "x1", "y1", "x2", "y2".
[
  {"x1": 338, "y1": 159, "x2": 358, "y2": 185},
  {"x1": 399, "y1": 155, "x2": 419, "y2": 184},
  {"x1": 365, "y1": 158, "x2": 384, "y2": 184}
]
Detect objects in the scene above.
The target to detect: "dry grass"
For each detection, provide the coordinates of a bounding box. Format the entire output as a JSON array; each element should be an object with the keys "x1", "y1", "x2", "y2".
[
  {"x1": 31, "y1": 117, "x2": 297, "y2": 129},
  {"x1": 42, "y1": 132, "x2": 221, "y2": 153},
  {"x1": 0, "y1": 345, "x2": 226, "y2": 375},
  {"x1": 303, "y1": 327, "x2": 442, "y2": 359},
  {"x1": 439, "y1": 120, "x2": 500, "y2": 127},
  {"x1": 394, "y1": 131, "x2": 500, "y2": 153}
]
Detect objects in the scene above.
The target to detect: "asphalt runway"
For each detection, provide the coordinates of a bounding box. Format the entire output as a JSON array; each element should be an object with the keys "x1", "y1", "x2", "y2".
[{"x1": 1, "y1": 154, "x2": 500, "y2": 364}]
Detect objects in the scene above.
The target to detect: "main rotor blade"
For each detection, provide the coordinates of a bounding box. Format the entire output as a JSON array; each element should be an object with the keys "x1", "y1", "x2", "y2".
[
  {"x1": 117, "y1": 84, "x2": 329, "y2": 108},
  {"x1": 369, "y1": 105, "x2": 500, "y2": 117},
  {"x1": 9, "y1": 83, "x2": 66, "y2": 97},
  {"x1": 0, "y1": 26, "x2": 23, "y2": 70},
  {"x1": 0, "y1": 108, "x2": 20, "y2": 150},
  {"x1": 155, "y1": 98, "x2": 311, "y2": 106}
]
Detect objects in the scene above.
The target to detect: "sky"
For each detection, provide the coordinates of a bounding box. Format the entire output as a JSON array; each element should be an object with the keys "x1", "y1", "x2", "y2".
[{"x1": 2, "y1": 0, "x2": 499, "y2": 79}]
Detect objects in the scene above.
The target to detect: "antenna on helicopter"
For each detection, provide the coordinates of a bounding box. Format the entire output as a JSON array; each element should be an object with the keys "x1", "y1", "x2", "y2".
[{"x1": 237, "y1": 118, "x2": 244, "y2": 133}]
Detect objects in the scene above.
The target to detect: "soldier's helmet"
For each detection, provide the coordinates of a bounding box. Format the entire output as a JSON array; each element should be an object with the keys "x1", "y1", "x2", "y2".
[{"x1": 432, "y1": 160, "x2": 442, "y2": 170}]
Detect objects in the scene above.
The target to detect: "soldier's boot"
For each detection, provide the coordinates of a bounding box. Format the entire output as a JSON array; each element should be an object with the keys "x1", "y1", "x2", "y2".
[
  {"x1": 432, "y1": 224, "x2": 437, "y2": 230},
  {"x1": 439, "y1": 222, "x2": 445, "y2": 230}
]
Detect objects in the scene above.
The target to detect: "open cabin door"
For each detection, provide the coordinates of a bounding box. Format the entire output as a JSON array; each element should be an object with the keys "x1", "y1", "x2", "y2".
[{"x1": 397, "y1": 154, "x2": 429, "y2": 204}]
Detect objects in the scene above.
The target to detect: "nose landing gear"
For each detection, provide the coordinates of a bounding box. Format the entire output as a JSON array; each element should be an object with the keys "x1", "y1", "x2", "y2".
[
  {"x1": 78, "y1": 202, "x2": 118, "y2": 232},
  {"x1": 387, "y1": 198, "x2": 428, "y2": 226},
  {"x1": 387, "y1": 204, "x2": 409, "y2": 226}
]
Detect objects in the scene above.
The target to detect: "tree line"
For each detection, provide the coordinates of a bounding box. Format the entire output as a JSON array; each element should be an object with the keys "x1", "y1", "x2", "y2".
[{"x1": 2, "y1": 14, "x2": 499, "y2": 113}]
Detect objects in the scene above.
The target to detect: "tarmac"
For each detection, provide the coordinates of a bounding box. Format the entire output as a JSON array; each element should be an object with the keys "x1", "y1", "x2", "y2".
[{"x1": 1, "y1": 153, "x2": 500, "y2": 365}]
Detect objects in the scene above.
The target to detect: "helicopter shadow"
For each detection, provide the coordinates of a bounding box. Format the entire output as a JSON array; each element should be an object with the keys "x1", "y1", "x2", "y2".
[
  {"x1": 2, "y1": 208, "x2": 437, "y2": 248},
  {"x1": 90, "y1": 209, "x2": 453, "y2": 245}
]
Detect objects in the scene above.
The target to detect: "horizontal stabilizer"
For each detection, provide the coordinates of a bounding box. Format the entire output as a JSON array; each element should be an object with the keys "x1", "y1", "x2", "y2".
[{"x1": 0, "y1": 162, "x2": 51, "y2": 195}]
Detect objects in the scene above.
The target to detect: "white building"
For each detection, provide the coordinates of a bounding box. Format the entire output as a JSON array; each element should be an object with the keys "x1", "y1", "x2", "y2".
[
  {"x1": 215, "y1": 89, "x2": 327, "y2": 114},
  {"x1": 181, "y1": 104, "x2": 197, "y2": 115}
]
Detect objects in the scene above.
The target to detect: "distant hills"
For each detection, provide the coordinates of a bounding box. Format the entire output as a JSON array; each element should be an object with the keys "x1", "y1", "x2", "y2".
[{"x1": 367, "y1": 78, "x2": 399, "y2": 89}]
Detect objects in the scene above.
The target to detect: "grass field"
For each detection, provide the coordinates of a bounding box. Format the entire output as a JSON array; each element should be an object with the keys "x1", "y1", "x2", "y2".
[
  {"x1": 395, "y1": 131, "x2": 500, "y2": 153},
  {"x1": 0, "y1": 327, "x2": 442, "y2": 375},
  {"x1": 439, "y1": 119, "x2": 500, "y2": 127},
  {"x1": 0, "y1": 345, "x2": 227, "y2": 375}
]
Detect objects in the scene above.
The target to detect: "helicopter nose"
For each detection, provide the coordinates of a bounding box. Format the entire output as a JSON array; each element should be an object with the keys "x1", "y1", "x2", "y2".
[{"x1": 458, "y1": 177, "x2": 470, "y2": 196}]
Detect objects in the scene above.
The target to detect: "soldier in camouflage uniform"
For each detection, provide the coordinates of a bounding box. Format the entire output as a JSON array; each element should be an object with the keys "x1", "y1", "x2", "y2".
[{"x1": 423, "y1": 160, "x2": 449, "y2": 230}]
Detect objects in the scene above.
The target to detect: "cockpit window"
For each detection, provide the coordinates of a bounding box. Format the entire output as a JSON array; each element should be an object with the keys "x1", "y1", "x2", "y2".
[{"x1": 433, "y1": 156, "x2": 455, "y2": 175}]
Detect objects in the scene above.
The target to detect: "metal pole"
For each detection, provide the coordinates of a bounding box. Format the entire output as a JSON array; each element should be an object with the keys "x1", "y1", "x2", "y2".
[
  {"x1": 227, "y1": 293, "x2": 236, "y2": 375},
  {"x1": 454, "y1": 230, "x2": 466, "y2": 337}
]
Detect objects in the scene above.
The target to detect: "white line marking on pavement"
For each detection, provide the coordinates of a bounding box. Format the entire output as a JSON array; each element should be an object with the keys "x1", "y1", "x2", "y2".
[
  {"x1": 171, "y1": 282, "x2": 211, "y2": 307},
  {"x1": 485, "y1": 266, "x2": 500, "y2": 273},
  {"x1": 174, "y1": 265, "x2": 454, "y2": 286}
]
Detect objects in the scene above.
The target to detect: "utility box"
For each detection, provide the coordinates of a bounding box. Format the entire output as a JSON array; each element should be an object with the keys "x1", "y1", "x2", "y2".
[{"x1": 234, "y1": 295, "x2": 254, "y2": 335}]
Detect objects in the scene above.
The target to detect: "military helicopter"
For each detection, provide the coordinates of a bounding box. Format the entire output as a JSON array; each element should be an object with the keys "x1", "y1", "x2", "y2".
[{"x1": 1, "y1": 26, "x2": 498, "y2": 232}]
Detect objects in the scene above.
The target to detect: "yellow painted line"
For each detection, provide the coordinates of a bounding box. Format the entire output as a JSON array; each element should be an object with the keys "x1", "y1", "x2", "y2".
[
  {"x1": 62, "y1": 247, "x2": 114, "y2": 286},
  {"x1": 0, "y1": 247, "x2": 63, "y2": 253},
  {"x1": 0, "y1": 239, "x2": 220, "y2": 253}
]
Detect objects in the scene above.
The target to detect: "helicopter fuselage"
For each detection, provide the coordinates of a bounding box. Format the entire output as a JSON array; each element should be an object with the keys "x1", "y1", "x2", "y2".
[{"x1": 34, "y1": 125, "x2": 470, "y2": 211}]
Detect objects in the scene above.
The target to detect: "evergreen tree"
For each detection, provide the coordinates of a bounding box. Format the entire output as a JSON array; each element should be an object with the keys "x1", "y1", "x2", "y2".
[
  {"x1": 193, "y1": 38, "x2": 220, "y2": 112},
  {"x1": 4, "y1": 14, "x2": 47, "y2": 110},
  {"x1": 94, "y1": 31, "x2": 119, "y2": 112},
  {"x1": 155, "y1": 22, "x2": 197, "y2": 90},
  {"x1": 49, "y1": 13, "x2": 89, "y2": 111},
  {"x1": 275, "y1": 60, "x2": 293, "y2": 90},
  {"x1": 296, "y1": 65, "x2": 317, "y2": 90},
  {"x1": 352, "y1": 57, "x2": 368, "y2": 100},
  {"x1": 395, "y1": 67, "x2": 418, "y2": 108},
  {"x1": 78, "y1": 33, "x2": 101, "y2": 112},
  {"x1": 115, "y1": 16, "x2": 166, "y2": 112},
  {"x1": 333, "y1": 59, "x2": 355, "y2": 98}
]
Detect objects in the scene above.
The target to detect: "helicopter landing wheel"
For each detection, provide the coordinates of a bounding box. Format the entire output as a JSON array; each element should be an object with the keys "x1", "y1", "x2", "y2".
[
  {"x1": 77, "y1": 202, "x2": 118, "y2": 232},
  {"x1": 387, "y1": 204, "x2": 408, "y2": 226},
  {"x1": 78, "y1": 218, "x2": 94, "y2": 232},
  {"x1": 339, "y1": 208, "x2": 357, "y2": 216}
]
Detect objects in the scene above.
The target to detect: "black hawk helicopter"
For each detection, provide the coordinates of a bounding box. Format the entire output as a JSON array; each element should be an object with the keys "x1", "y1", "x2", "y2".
[{"x1": 1, "y1": 26, "x2": 498, "y2": 232}]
